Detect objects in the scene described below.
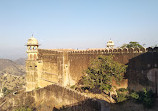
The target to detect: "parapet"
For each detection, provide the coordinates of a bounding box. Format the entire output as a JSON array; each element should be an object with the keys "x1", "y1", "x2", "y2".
[
  {"x1": 38, "y1": 49, "x2": 63, "y2": 55},
  {"x1": 38, "y1": 47, "x2": 158, "y2": 55},
  {"x1": 68, "y1": 47, "x2": 148, "y2": 54},
  {"x1": 146, "y1": 47, "x2": 158, "y2": 52}
]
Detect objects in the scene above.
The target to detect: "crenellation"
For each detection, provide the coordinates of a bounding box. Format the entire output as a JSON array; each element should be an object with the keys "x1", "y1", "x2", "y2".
[
  {"x1": 141, "y1": 48, "x2": 146, "y2": 52},
  {"x1": 118, "y1": 48, "x2": 122, "y2": 53},
  {"x1": 146, "y1": 47, "x2": 158, "y2": 52},
  {"x1": 147, "y1": 47, "x2": 153, "y2": 52},
  {"x1": 134, "y1": 48, "x2": 139, "y2": 53},
  {"x1": 113, "y1": 49, "x2": 118, "y2": 53},
  {"x1": 66, "y1": 48, "x2": 147, "y2": 55},
  {"x1": 122, "y1": 48, "x2": 128, "y2": 53},
  {"x1": 153, "y1": 47, "x2": 158, "y2": 52},
  {"x1": 128, "y1": 48, "x2": 134, "y2": 53}
]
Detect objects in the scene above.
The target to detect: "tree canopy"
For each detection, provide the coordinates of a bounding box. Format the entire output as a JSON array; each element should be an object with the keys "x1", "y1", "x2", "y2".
[
  {"x1": 80, "y1": 55, "x2": 127, "y2": 93},
  {"x1": 120, "y1": 41, "x2": 144, "y2": 48}
]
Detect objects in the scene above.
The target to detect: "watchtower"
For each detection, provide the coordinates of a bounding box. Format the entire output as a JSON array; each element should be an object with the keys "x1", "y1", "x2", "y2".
[
  {"x1": 26, "y1": 35, "x2": 40, "y2": 91},
  {"x1": 26, "y1": 35, "x2": 39, "y2": 60},
  {"x1": 107, "y1": 39, "x2": 114, "y2": 48}
]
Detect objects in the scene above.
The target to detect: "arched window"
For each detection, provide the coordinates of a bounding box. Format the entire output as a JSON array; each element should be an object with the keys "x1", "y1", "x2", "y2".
[
  {"x1": 30, "y1": 46, "x2": 32, "y2": 50},
  {"x1": 33, "y1": 46, "x2": 37, "y2": 50},
  {"x1": 30, "y1": 54, "x2": 32, "y2": 60},
  {"x1": 34, "y1": 54, "x2": 37, "y2": 60}
]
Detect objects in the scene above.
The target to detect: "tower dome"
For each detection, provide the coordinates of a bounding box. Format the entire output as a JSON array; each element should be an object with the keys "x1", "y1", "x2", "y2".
[
  {"x1": 26, "y1": 35, "x2": 39, "y2": 60},
  {"x1": 27, "y1": 35, "x2": 38, "y2": 46},
  {"x1": 107, "y1": 39, "x2": 114, "y2": 48}
]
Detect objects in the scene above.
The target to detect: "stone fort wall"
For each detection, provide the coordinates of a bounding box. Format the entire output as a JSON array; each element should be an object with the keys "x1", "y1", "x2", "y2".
[
  {"x1": 26, "y1": 47, "x2": 150, "y2": 91},
  {"x1": 67, "y1": 48, "x2": 146, "y2": 85},
  {"x1": 0, "y1": 84, "x2": 101, "y2": 111}
]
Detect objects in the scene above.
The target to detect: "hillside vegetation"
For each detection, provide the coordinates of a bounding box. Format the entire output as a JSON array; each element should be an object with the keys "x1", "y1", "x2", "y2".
[
  {"x1": 0, "y1": 59, "x2": 25, "y2": 76},
  {"x1": 0, "y1": 59, "x2": 26, "y2": 94},
  {"x1": 0, "y1": 74, "x2": 25, "y2": 91}
]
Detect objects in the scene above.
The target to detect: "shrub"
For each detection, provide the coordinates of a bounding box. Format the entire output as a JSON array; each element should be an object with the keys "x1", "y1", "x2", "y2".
[
  {"x1": 130, "y1": 92, "x2": 139, "y2": 99},
  {"x1": 130, "y1": 88, "x2": 155, "y2": 108},
  {"x1": 116, "y1": 93, "x2": 128, "y2": 102},
  {"x1": 114, "y1": 88, "x2": 128, "y2": 103},
  {"x1": 14, "y1": 107, "x2": 32, "y2": 111},
  {"x1": 2, "y1": 87, "x2": 11, "y2": 96}
]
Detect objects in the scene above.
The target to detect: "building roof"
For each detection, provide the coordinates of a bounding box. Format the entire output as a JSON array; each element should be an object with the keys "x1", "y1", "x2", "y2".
[
  {"x1": 107, "y1": 40, "x2": 114, "y2": 46},
  {"x1": 27, "y1": 36, "x2": 38, "y2": 46}
]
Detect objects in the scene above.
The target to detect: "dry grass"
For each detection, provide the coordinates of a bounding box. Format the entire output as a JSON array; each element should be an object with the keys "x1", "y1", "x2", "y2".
[{"x1": 0, "y1": 73, "x2": 25, "y2": 91}]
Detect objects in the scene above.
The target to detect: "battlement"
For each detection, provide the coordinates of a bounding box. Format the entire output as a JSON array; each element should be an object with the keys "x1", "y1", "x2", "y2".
[
  {"x1": 38, "y1": 49, "x2": 63, "y2": 55},
  {"x1": 146, "y1": 47, "x2": 158, "y2": 52},
  {"x1": 68, "y1": 48, "x2": 147, "y2": 54},
  {"x1": 38, "y1": 47, "x2": 158, "y2": 55}
]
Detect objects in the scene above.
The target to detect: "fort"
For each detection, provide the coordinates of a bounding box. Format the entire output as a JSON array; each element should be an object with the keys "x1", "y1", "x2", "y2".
[
  {"x1": 26, "y1": 36, "x2": 158, "y2": 95},
  {"x1": 0, "y1": 36, "x2": 158, "y2": 111}
]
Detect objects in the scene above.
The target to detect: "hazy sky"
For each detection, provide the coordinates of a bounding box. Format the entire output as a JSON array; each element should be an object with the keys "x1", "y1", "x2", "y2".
[{"x1": 0, "y1": 0, "x2": 158, "y2": 60}]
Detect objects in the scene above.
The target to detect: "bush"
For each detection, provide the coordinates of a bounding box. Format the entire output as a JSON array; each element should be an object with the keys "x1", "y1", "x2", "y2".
[
  {"x1": 118, "y1": 88, "x2": 128, "y2": 92},
  {"x1": 114, "y1": 88, "x2": 128, "y2": 103},
  {"x1": 116, "y1": 93, "x2": 128, "y2": 102},
  {"x1": 130, "y1": 88, "x2": 155, "y2": 108},
  {"x1": 2, "y1": 87, "x2": 12, "y2": 96},
  {"x1": 14, "y1": 107, "x2": 33, "y2": 111},
  {"x1": 130, "y1": 92, "x2": 139, "y2": 99}
]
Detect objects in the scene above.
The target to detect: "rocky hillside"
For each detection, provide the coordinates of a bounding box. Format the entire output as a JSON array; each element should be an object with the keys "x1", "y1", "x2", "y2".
[
  {"x1": 0, "y1": 74, "x2": 25, "y2": 90},
  {"x1": 0, "y1": 59, "x2": 25, "y2": 76},
  {"x1": 14, "y1": 58, "x2": 26, "y2": 65},
  {"x1": 0, "y1": 59, "x2": 26, "y2": 93}
]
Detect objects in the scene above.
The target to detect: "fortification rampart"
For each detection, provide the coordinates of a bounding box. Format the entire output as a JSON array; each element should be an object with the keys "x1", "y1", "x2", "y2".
[
  {"x1": 66, "y1": 48, "x2": 148, "y2": 86},
  {"x1": 0, "y1": 84, "x2": 101, "y2": 111},
  {"x1": 26, "y1": 47, "x2": 158, "y2": 91},
  {"x1": 68, "y1": 47, "x2": 147, "y2": 54}
]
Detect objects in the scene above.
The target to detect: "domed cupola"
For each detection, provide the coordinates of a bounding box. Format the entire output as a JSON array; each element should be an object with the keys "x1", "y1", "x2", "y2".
[
  {"x1": 26, "y1": 35, "x2": 39, "y2": 60},
  {"x1": 27, "y1": 35, "x2": 38, "y2": 46},
  {"x1": 107, "y1": 39, "x2": 114, "y2": 49}
]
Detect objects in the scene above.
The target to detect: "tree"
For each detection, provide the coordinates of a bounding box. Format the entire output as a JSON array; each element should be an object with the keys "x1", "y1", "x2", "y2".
[
  {"x1": 2, "y1": 87, "x2": 11, "y2": 96},
  {"x1": 120, "y1": 41, "x2": 144, "y2": 48},
  {"x1": 80, "y1": 55, "x2": 127, "y2": 94}
]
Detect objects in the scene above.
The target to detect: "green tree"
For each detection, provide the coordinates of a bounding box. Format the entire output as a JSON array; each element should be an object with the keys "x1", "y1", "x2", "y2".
[
  {"x1": 120, "y1": 41, "x2": 144, "y2": 48},
  {"x1": 14, "y1": 107, "x2": 33, "y2": 111},
  {"x1": 80, "y1": 55, "x2": 127, "y2": 94},
  {"x1": 2, "y1": 87, "x2": 8, "y2": 93},
  {"x1": 2, "y1": 87, "x2": 11, "y2": 96}
]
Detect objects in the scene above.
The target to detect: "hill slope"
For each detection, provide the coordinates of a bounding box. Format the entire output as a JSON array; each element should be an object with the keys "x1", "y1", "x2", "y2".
[
  {"x1": 0, "y1": 59, "x2": 26, "y2": 95},
  {"x1": 0, "y1": 59, "x2": 25, "y2": 76},
  {"x1": 14, "y1": 58, "x2": 26, "y2": 65}
]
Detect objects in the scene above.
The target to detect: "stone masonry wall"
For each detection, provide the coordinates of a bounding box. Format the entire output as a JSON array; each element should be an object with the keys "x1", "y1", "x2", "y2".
[
  {"x1": 0, "y1": 84, "x2": 101, "y2": 111},
  {"x1": 37, "y1": 49, "x2": 64, "y2": 87},
  {"x1": 67, "y1": 48, "x2": 146, "y2": 86},
  {"x1": 26, "y1": 47, "x2": 150, "y2": 91}
]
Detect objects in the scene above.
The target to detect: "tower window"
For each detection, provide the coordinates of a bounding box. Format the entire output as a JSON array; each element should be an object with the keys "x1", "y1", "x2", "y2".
[
  {"x1": 30, "y1": 54, "x2": 32, "y2": 59},
  {"x1": 34, "y1": 54, "x2": 37, "y2": 60},
  {"x1": 33, "y1": 46, "x2": 37, "y2": 50},
  {"x1": 30, "y1": 47, "x2": 32, "y2": 50}
]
